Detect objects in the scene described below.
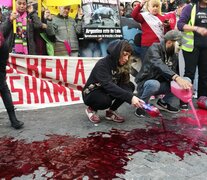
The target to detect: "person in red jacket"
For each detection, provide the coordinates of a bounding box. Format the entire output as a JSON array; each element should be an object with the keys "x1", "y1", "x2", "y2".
[
  {"x1": 131, "y1": 0, "x2": 176, "y2": 61},
  {"x1": 0, "y1": 32, "x2": 24, "y2": 129}
]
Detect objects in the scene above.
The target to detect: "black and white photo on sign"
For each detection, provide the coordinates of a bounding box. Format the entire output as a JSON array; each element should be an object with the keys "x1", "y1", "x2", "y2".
[{"x1": 82, "y1": 0, "x2": 122, "y2": 39}]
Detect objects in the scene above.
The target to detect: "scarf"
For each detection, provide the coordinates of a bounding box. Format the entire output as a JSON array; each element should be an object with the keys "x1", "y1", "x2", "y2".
[
  {"x1": 141, "y1": 12, "x2": 164, "y2": 42},
  {"x1": 14, "y1": 12, "x2": 28, "y2": 54}
]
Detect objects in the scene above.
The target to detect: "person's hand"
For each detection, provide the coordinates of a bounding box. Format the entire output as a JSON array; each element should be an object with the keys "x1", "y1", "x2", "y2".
[
  {"x1": 196, "y1": 27, "x2": 207, "y2": 36},
  {"x1": 175, "y1": 77, "x2": 193, "y2": 90},
  {"x1": 41, "y1": 23, "x2": 47, "y2": 29},
  {"x1": 141, "y1": 0, "x2": 148, "y2": 6},
  {"x1": 163, "y1": 19, "x2": 170, "y2": 29},
  {"x1": 131, "y1": 96, "x2": 145, "y2": 108},
  {"x1": 10, "y1": 11, "x2": 18, "y2": 21}
]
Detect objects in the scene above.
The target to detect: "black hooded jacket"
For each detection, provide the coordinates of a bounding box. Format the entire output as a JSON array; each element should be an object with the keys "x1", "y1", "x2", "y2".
[
  {"x1": 82, "y1": 40, "x2": 133, "y2": 104},
  {"x1": 135, "y1": 40, "x2": 179, "y2": 96}
]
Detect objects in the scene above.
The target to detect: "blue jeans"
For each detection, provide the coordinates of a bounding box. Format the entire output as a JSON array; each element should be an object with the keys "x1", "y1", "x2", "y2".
[
  {"x1": 100, "y1": 39, "x2": 115, "y2": 57},
  {"x1": 139, "y1": 80, "x2": 175, "y2": 104},
  {"x1": 79, "y1": 41, "x2": 102, "y2": 57}
]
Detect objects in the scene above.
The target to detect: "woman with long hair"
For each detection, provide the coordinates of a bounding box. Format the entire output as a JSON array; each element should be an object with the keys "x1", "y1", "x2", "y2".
[{"x1": 82, "y1": 40, "x2": 144, "y2": 124}]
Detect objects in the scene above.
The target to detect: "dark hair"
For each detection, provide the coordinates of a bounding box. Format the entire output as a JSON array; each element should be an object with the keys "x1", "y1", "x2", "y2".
[
  {"x1": 121, "y1": 41, "x2": 133, "y2": 54},
  {"x1": 120, "y1": 2, "x2": 125, "y2": 7},
  {"x1": 132, "y1": 0, "x2": 140, "y2": 8}
]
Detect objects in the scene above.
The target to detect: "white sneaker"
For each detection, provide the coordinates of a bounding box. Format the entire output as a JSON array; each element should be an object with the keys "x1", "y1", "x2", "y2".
[{"x1": 85, "y1": 107, "x2": 101, "y2": 123}]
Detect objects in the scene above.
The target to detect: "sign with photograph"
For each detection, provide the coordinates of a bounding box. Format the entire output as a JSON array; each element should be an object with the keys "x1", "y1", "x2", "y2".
[{"x1": 82, "y1": 0, "x2": 122, "y2": 39}]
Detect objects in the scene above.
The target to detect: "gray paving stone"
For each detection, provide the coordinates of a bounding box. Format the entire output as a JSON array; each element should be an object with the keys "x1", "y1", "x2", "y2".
[{"x1": 189, "y1": 172, "x2": 207, "y2": 180}]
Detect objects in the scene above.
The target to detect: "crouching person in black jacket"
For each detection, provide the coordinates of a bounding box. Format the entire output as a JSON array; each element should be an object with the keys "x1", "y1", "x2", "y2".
[
  {"x1": 0, "y1": 32, "x2": 24, "y2": 129},
  {"x1": 82, "y1": 39, "x2": 144, "y2": 123}
]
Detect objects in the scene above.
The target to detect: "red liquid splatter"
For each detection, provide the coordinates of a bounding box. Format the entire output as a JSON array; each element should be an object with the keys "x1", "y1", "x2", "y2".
[
  {"x1": 1, "y1": 109, "x2": 207, "y2": 179},
  {"x1": 189, "y1": 100, "x2": 201, "y2": 128}
]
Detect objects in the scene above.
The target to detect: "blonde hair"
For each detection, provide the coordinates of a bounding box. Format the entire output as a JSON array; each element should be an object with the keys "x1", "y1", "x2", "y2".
[{"x1": 146, "y1": 0, "x2": 162, "y2": 15}]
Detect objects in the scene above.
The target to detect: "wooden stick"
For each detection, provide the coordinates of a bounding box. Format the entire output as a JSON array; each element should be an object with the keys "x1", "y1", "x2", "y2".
[{"x1": 12, "y1": 0, "x2": 16, "y2": 34}]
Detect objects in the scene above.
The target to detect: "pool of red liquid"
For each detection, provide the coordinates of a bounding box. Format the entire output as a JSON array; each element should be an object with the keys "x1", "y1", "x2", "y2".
[{"x1": 1, "y1": 109, "x2": 207, "y2": 179}]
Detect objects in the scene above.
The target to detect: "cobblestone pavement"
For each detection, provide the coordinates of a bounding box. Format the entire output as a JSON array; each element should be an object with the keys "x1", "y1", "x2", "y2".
[{"x1": 1, "y1": 99, "x2": 207, "y2": 180}]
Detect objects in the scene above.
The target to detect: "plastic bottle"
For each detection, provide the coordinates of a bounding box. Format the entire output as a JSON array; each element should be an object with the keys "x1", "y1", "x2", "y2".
[
  {"x1": 171, "y1": 81, "x2": 192, "y2": 103},
  {"x1": 197, "y1": 96, "x2": 207, "y2": 110},
  {"x1": 142, "y1": 103, "x2": 160, "y2": 117}
]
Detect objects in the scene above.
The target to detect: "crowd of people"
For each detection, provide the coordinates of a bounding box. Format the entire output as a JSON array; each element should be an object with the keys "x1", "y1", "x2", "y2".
[{"x1": 0, "y1": 0, "x2": 207, "y2": 127}]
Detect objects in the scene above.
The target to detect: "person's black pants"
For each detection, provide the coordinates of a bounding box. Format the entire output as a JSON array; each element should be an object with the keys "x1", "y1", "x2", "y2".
[
  {"x1": 0, "y1": 43, "x2": 15, "y2": 112},
  {"x1": 183, "y1": 47, "x2": 207, "y2": 98},
  {"x1": 83, "y1": 82, "x2": 135, "y2": 111},
  {"x1": 0, "y1": 80, "x2": 15, "y2": 111}
]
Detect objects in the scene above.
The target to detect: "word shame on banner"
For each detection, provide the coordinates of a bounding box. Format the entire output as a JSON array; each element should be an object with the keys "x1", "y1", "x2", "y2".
[
  {"x1": 0, "y1": 54, "x2": 99, "y2": 111},
  {"x1": 82, "y1": 0, "x2": 122, "y2": 39}
]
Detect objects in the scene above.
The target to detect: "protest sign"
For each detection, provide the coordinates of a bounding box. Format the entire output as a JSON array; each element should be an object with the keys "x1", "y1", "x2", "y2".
[{"x1": 82, "y1": 0, "x2": 122, "y2": 39}]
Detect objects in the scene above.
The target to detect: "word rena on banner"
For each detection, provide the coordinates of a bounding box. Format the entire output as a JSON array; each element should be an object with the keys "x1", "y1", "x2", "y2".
[
  {"x1": 6, "y1": 55, "x2": 89, "y2": 106},
  {"x1": 8, "y1": 56, "x2": 87, "y2": 83}
]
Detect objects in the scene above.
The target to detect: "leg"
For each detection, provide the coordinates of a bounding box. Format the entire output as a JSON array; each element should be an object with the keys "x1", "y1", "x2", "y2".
[
  {"x1": 79, "y1": 41, "x2": 93, "y2": 57},
  {"x1": 70, "y1": 51, "x2": 79, "y2": 57},
  {"x1": 109, "y1": 82, "x2": 135, "y2": 111},
  {"x1": 157, "y1": 81, "x2": 174, "y2": 104},
  {"x1": 0, "y1": 44, "x2": 23, "y2": 129},
  {"x1": 83, "y1": 89, "x2": 113, "y2": 111},
  {"x1": 155, "y1": 81, "x2": 179, "y2": 113},
  {"x1": 182, "y1": 48, "x2": 199, "y2": 84},
  {"x1": 83, "y1": 89, "x2": 113, "y2": 123},
  {"x1": 105, "y1": 82, "x2": 135, "y2": 122},
  {"x1": 92, "y1": 42, "x2": 102, "y2": 57},
  {"x1": 0, "y1": 80, "x2": 24, "y2": 129},
  {"x1": 139, "y1": 79, "x2": 160, "y2": 103},
  {"x1": 135, "y1": 80, "x2": 160, "y2": 117},
  {"x1": 198, "y1": 47, "x2": 207, "y2": 97}
]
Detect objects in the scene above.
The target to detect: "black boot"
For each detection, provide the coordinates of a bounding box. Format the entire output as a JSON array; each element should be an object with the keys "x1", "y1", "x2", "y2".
[
  {"x1": 0, "y1": 83, "x2": 24, "y2": 129},
  {"x1": 8, "y1": 110, "x2": 24, "y2": 129}
]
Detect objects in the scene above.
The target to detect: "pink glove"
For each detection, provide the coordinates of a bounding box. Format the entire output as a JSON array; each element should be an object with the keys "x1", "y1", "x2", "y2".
[
  {"x1": 0, "y1": 32, "x2": 5, "y2": 48},
  {"x1": 64, "y1": 40, "x2": 71, "y2": 56}
]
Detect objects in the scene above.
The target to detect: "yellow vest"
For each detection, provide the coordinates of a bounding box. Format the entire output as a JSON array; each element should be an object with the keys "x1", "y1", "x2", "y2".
[{"x1": 181, "y1": 5, "x2": 196, "y2": 52}]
